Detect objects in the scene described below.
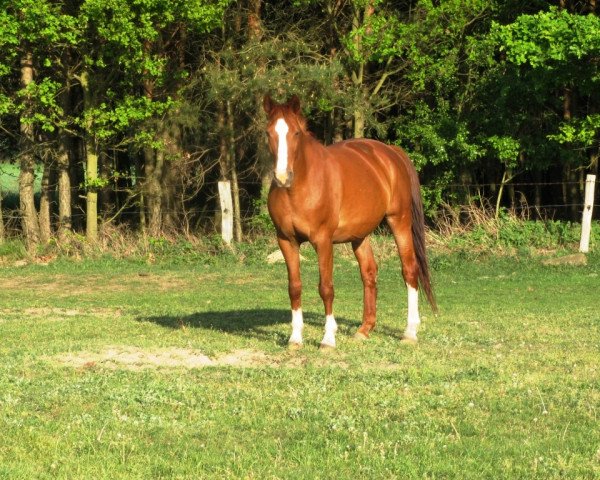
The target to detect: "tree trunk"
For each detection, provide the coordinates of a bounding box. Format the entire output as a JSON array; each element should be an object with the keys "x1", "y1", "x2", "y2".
[
  {"x1": 38, "y1": 162, "x2": 52, "y2": 244},
  {"x1": 353, "y1": 97, "x2": 366, "y2": 139},
  {"x1": 217, "y1": 100, "x2": 242, "y2": 242},
  {"x1": 135, "y1": 152, "x2": 146, "y2": 235},
  {"x1": 160, "y1": 125, "x2": 182, "y2": 233},
  {"x1": 19, "y1": 153, "x2": 40, "y2": 250},
  {"x1": 80, "y1": 69, "x2": 99, "y2": 242},
  {"x1": 231, "y1": 161, "x2": 242, "y2": 242},
  {"x1": 227, "y1": 101, "x2": 243, "y2": 242},
  {"x1": 57, "y1": 132, "x2": 72, "y2": 239},
  {"x1": 561, "y1": 86, "x2": 579, "y2": 220},
  {"x1": 86, "y1": 144, "x2": 99, "y2": 242},
  {"x1": 591, "y1": 149, "x2": 599, "y2": 177},
  {"x1": 495, "y1": 169, "x2": 515, "y2": 218},
  {"x1": 140, "y1": 62, "x2": 164, "y2": 237},
  {"x1": 216, "y1": 101, "x2": 228, "y2": 232},
  {"x1": 333, "y1": 107, "x2": 344, "y2": 143},
  {"x1": 100, "y1": 150, "x2": 114, "y2": 217},
  {"x1": 161, "y1": 162, "x2": 177, "y2": 233},
  {"x1": 247, "y1": 0, "x2": 272, "y2": 213},
  {"x1": 568, "y1": 168, "x2": 579, "y2": 221},
  {"x1": 19, "y1": 50, "x2": 40, "y2": 250},
  {"x1": 144, "y1": 145, "x2": 164, "y2": 237},
  {"x1": 351, "y1": 0, "x2": 375, "y2": 139},
  {"x1": 69, "y1": 136, "x2": 86, "y2": 231}
]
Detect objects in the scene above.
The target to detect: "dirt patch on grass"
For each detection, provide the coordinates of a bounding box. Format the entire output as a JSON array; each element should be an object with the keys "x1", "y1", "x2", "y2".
[
  {"x1": 0, "y1": 272, "x2": 193, "y2": 297},
  {"x1": 1, "y1": 307, "x2": 122, "y2": 320},
  {"x1": 52, "y1": 346, "x2": 279, "y2": 370},
  {"x1": 51, "y1": 345, "x2": 354, "y2": 370},
  {"x1": 54, "y1": 347, "x2": 215, "y2": 370}
]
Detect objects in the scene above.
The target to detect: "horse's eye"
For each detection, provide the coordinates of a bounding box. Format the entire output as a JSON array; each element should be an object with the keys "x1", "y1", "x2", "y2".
[{"x1": 294, "y1": 131, "x2": 300, "y2": 136}]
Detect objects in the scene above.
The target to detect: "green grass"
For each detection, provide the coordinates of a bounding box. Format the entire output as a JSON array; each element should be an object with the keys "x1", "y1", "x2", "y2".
[
  {"x1": 0, "y1": 162, "x2": 43, "y2": 210},
  {"x1": 1, "y1": 162, "x2": 45, "y2": 194},
  {"x1": 0, "y1": 246, "x2": 599, "y2": 479}
]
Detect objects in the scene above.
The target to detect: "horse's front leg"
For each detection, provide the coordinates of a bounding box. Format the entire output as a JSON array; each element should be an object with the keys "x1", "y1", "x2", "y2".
[
  {"x1": 278, "y1": 237, "x2": 304, "y2": 348},
  {"x1": 314, "y1": 239, "x2": 337, "y2": 349}
]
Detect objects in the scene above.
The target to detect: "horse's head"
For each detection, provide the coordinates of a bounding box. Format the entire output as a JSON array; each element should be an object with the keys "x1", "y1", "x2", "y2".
[{"x1": 263, "y1": 94, "x2": 307, "y2": 188}]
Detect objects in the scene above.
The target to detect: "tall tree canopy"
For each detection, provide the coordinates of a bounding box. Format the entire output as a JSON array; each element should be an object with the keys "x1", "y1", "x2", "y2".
[{"x1": 0, "y1": 0, "x2": 598, "y2": 247}]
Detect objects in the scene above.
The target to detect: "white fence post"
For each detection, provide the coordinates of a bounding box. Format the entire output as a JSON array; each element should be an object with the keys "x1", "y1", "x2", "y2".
[
  {"x1": 218, "y1": 180, "x2": 233, "y2": 245},
  {"x1": 579, "y1": 174, "x2": 596, "y2": 253}
]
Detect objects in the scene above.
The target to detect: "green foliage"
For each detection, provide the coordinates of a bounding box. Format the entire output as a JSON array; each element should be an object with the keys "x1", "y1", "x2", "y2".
[
  {"x1": 16, "y1": 78, "x2": 64, "y2": 132},
  {"x1": 0, "y1": 238, "x2": 27, "y2": 259},
  {"x1": 438, "y1": 206, "x2": 596, "y2": 255},
  {"x1": 549, "y1": 113, "x2": 600, "y2": 148},
  {"x1": 344, "y1": 9, "x2": 404, "y2": 64},
  {"x1": 486, "y1": 135, "x2": 520, "y2": 167},
  {"x1": 82, "y1": 176, "x2": 110, "y2": 190},
  {"x1": 1, "y1": 0, "x2": 599, "y2": 239},
  {"x1": 493, "y1": 8, "x2": 600, "y2": 68},
  {"x1": 487, "y1": 7, "x2": 600, "y2": 158},
  {"x1": 247, "y1": 198, "x2": 276, "y2": 235},
  {"x1": 79, "y1": 95, "x2": 175, "y2": 142}
]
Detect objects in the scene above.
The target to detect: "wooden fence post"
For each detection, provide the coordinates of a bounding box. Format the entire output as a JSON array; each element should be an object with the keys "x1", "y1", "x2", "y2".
[
  {"x1": 579, "y1": 174, "x2": 596, "y2": 253},
  {"x1": 218, "y1": 180, "x2": 233, "y2": 245}
]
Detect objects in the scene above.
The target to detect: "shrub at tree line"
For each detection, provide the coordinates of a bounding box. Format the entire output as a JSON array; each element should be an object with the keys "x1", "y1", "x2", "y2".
[{"x1": 0, "y1": 0, "x2": 598, "y2": 251}]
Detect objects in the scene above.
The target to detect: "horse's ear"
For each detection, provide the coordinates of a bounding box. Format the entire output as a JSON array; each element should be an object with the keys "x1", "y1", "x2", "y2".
[
  {"x1": 287, "y1": 95, "x2": 301, "y2": 114},
  {"x1": 263, "y1": 94, "x2": 274, "y2": 115}
]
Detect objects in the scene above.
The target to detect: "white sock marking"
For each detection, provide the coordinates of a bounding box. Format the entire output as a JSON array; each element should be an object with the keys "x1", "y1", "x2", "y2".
[
  {"x1": 274, "y1": 118, "x2": 289, "y2": 177},
  {"x1": 405, "y1": 284, "x2": 420, "y2": 340},
  {"x1": 289, "y1": 308, "x2": 304, "y2": 345},
  {"x1": 321, "y1": 314, "x2": 338, "y2": 347}
]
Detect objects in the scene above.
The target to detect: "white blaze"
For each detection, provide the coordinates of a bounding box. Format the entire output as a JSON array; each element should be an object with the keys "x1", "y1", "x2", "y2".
[
  {"x1": 404, "y1": 284, "x2": 421, "y2": 340},
  {"x1": 274, "y1": 118, "x2": 289, "y2": 175}
]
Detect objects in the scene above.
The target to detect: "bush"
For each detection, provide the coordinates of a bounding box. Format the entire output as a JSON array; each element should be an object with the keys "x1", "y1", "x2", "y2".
[{"x1": 431, "y1": 203, "x2": 596, "y2": 255}]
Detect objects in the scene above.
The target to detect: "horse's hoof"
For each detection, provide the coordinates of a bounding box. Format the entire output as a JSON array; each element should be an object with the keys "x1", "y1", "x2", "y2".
[
  {"x1": 400, "y1": 336, "x2": 418, "y2": 345},
  {"x1": 319, "y1": 343, "x2": 336, "y2": 352},
  {"x1": 353, "y1": 331, "x2": 369, "y2": 342},
  {"x1": 288, "y1": 342, "x2": 303, "y2": 351}
]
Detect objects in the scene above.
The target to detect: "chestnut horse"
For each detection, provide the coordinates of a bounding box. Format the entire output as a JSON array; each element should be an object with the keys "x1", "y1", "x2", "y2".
[{"x1": 264, "y1": 95, "x2": 437, "y2": 349}]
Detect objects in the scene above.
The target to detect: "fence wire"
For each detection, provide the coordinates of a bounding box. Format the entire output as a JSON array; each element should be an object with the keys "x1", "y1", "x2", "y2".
[{"x1": 1, "y1": 176, "x2": 598, "y2": 230}]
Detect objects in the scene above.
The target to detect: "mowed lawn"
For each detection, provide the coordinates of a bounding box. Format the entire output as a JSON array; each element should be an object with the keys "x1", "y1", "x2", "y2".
[{"x1": 0, "y1": 245, "x2": 598, "y2": 479}]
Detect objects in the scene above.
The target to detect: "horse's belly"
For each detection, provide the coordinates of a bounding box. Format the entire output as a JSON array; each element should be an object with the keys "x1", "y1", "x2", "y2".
[{"x1": 333, "y1": 201, "x2": 386, "y2": 243}]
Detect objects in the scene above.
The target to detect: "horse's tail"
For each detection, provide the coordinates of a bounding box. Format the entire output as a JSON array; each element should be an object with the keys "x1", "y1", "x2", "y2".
[{"x1": 408, "y1": 164, "x2": 438, "y2": 313}]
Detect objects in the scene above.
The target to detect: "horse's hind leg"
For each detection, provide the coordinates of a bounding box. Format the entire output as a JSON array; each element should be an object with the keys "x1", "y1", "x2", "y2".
[
  {"x1": 352, "y1": 237, "x2": 378, "y2": 340},
  {"x1": 386, "y1": 215, "x2": 421, "y2": 342},
  {"x1": 277, "y1": 237, "x2": 304, "y2": 348}
]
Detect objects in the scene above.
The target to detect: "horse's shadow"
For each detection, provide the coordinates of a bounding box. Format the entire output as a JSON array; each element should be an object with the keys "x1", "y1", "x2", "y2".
[{"x1": 137, "y1": 308, "x2": 404, "y2": 345}]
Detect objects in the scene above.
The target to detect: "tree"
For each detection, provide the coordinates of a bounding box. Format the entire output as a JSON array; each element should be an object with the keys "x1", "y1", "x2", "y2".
[
  {"x1": 487, "y1": 5, "x2": 600, "y2": 217},
  {"x1": 0, "y1": 0, "x2": 79, "y2": 249},
  {"x1": 76, "y1": 0, "x2": 228, "y2": 239}
]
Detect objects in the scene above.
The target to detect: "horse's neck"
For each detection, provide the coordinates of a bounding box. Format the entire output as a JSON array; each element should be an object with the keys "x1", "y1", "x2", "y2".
[{"x1": 297, "y1": 135, "x2": 327, "y2": 178}]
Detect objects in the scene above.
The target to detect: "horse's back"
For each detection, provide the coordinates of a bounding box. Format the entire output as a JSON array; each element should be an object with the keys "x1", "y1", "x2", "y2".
[
  {"x1": 328, "y1": 138, "x2": 412, "y2": 175},
  {"x1": 327, "y1": 138, "x2": 413, "y2": 201}
]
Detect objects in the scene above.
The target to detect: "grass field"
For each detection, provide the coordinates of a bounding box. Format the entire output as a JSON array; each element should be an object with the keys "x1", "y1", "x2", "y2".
[
  {"x1": 0, "y1": 162, "x2": 43, "y2": 210},
  {"x1": 0, "y1": 162, "x2": 44, "y2": 193},
  {"x1": 0, "y1": 243, "x2": 599, "y2": 479}
]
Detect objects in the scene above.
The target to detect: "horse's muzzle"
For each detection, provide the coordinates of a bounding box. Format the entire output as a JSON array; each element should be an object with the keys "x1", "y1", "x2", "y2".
[{"x1": 274, "y1": 170, "x2": 294, "y2": 188}]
